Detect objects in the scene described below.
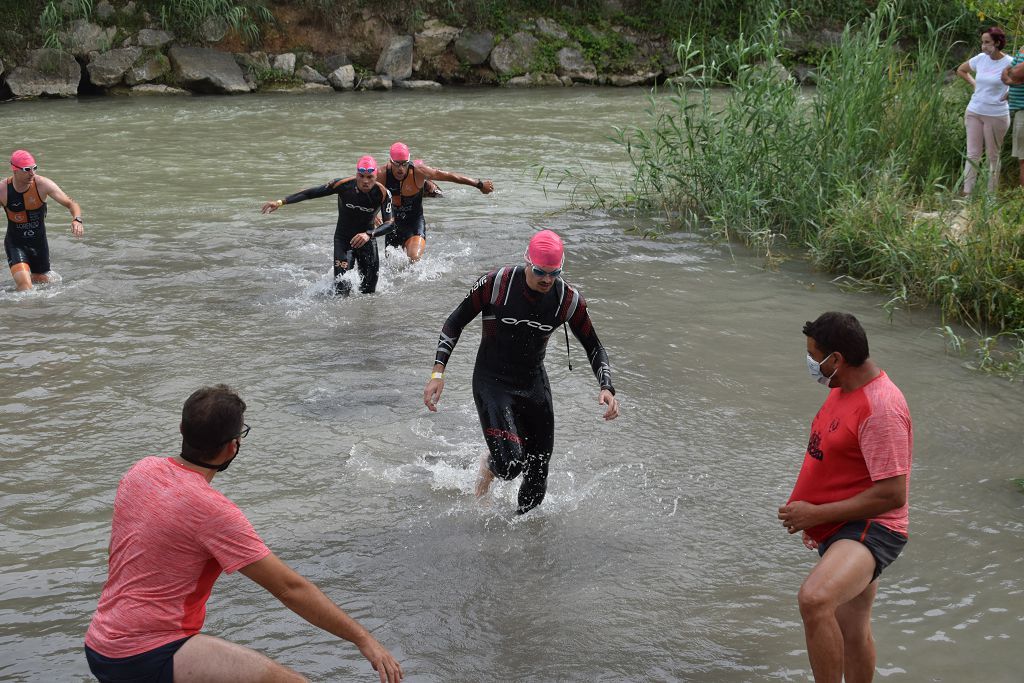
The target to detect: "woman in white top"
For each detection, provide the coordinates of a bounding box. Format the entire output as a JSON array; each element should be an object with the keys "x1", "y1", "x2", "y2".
[{"x1": 957, "y1": 27, "x2": 1013, "y2": 194}]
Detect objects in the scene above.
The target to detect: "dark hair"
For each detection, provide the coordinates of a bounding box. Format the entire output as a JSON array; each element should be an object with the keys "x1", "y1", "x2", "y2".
[
  {"x1": 180, "y1": 384, "x2": 246, "y2": 461},
  {"x1": 984, "y1": 26, "x2": 1007, "y2": 50},
  {"x1": 801, "y1": 312, "x2": 870, "y2": 366}
]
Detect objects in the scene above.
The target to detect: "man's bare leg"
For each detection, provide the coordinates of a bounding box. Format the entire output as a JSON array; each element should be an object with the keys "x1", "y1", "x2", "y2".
[
  {"x1": 404, "y1": 236, "x2": 425, "y2": 263},
  {"x1": 836, "y1": 579, "x2": 878, "y2": 683},
  {"x1": 475, "y1": 452, "x2": 495, "y2": 498},
  {"x1": 174, "y1": 633, "x2": 306, "y2": 682},
  {"x1": 10, "y1": 263, "x2": 33, "y2": 291},
  {"x1": 797, "y1": 539, "x2": 876, "y2": 683}
]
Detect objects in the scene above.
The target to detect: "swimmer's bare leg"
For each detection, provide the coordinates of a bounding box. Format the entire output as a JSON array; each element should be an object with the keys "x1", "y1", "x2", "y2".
[
  {"x1": 404, "y1": 236, "x2": 426, "y2": 263},
  {"x1": 475, "y1": 452, "x2": 495, "y2": 499},
  {"x1": 10, "y1": 263, "x2": 33, "y2": 291}
]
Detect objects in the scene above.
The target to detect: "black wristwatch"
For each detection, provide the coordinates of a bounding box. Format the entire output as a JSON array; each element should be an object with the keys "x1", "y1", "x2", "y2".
[
  {"x1": 73, "y1": 216, "x2": 83, "y2": 224},
  {"x1": 475, "y1": 180, "x2": 484, "y2": 190}
]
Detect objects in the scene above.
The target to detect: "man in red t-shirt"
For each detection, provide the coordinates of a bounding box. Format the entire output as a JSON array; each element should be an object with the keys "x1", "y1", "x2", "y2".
[
  {"x1": 778, "y1": 312, "x2": 912, "y2": 683},
  {"x1": 85, "y1": 385, "x2": 403, "y2": 683}
]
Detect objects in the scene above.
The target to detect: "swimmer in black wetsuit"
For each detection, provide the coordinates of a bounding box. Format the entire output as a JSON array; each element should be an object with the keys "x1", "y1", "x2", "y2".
[
  {"x1": 376, "y1": 142, "x2": 493, "y2": 262},
  {"x1": 2, "y1": 149, "x2": 84, "y2": 291},
  {"x1": 261, "y1": 155, "x2": 395, "y2": 296},
  {"x1": 423, "y1": 230, "x2": 619, "y2": 515}
]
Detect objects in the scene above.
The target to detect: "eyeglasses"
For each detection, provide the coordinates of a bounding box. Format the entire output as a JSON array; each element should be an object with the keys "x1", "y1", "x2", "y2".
[
  {"x1": 15, "y1": 165, "x2": 37, "y2": 172},
  {"x1": 237, "y1": 423, "x2": 250, "y2": 439},
  {"x1": 357, "y1": 167, "x2": 376, "y2": 175}
]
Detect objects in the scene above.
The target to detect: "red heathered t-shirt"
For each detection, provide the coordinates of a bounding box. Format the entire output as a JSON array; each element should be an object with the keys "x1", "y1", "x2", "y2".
[
  {"x1": 788, "y1": 371, "x2": 913, "y2": 543},
  {"x1": 85, "y1": 457, "x2": 271, "y2": 657}
]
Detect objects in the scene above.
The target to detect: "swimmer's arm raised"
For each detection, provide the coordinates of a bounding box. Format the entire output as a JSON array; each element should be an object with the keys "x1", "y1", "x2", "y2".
[
  {"x1": 417, "y1": 165, "x2": 493, "y2": 194},
  {"x1": 262, "y1": 180, "x2": 343, "y2": 213}
]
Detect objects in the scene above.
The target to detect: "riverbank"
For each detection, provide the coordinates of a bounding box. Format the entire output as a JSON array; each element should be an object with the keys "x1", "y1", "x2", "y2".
[
  {"x1": 0, "y1": 0, "x2": 978, "y2": 99},
  {"x1": 568, "y1": 3, "x2": 1024, "y2": 378}
]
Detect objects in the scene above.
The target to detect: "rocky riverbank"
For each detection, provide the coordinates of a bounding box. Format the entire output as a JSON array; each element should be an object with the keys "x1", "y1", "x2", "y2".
[{"x1": 0, "y1": 1, "x2": 845, "y2": 100}]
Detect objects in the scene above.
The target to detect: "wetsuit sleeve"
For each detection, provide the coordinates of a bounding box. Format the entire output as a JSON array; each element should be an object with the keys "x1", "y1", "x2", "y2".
[
  {"x1": 282, "y1": 179, "x2": 342, "y2": 205},
  {"x1": 434, "y1": 271, "x2": 494, "y2": 367},
  {"x1": 564, "y1": 291, "x2": 615, "y2": 395},
  {"x1": 369, "y1": 186, "x2": 396, "y2": 239}
]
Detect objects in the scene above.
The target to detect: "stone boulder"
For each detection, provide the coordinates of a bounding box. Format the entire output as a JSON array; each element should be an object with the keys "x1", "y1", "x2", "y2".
[
  {"x1": 63, "y1": 20, "x2": 116, "y2": 57},
  {"x1": 137, "y1": 29, "x2": 174, "y2": 49},
  {"x1": 272, "y1": 53, "x2": 296, "y2": 74},
  {"x1": 505, "y1": 72, "x2": 563, "y2": 87},
  {"x1": 394, "y1": 79, "x2": 442, "y2": 90},
  {"x1": 376, "y1": 36, "x2": 413, "y2": 80},
  {"x1": 6, "y1": 49, "x2": 81, "y2": 98},
  {"x1": 535, "y1": 17, "x2": 569, "y2": 40},
  {"x1": 608, "y1": 70, "x2": 660, "y2": 87},
  {"x1": 360, "y1": 75, "x2": 392, "y2": 91},
  {"x1": 556, "y1": 47, "x2": 596, "y2": 82},
  {"x1": 415, "y1": 20, "x2": 460, "y2": 59},
  {"x1": 328, "y1": 64, "x2": 355, "y2": 91},
  {"x1": 129, "y1": 84, "x2": 190, "y2": 96},
  {"x1": 95, "y1": 0, "x2": 115, "y2": 21},
  {"x1": 169, "y1": 46, "x2": 251, "y2": 94},
  {"x1": 200, "y1": 15, "x2": 228, "y2": 43},
  {"x1": 454, "y1": 30, "x2": 494, "y2": 66},
  {"x1": 86, "y1": 47, "x2": 142, "y2": 87},
  {"x1": 489, "y1": 32, "x2": 539, "y2": 77},
  {"x1": 126, "y1": 54, "x2": 170, "y2": 85},
  {"x1": 296, "y1": 65, "x2": 328, "y2": 85},
  {"x1": 235, "y1": 52, "x2": 271, "y2": 73}
]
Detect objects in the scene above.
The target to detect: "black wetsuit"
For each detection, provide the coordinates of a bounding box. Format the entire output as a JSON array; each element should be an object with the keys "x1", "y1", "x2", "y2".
[
  {"x1": 283, "y1": 177, "x2": 395, "y2": 295},
  {"x1": 383, "y1": 166, "x2": 426, "y2": 249},
  {"x1": 3, "y1": 178, "x2": 49, "y2": 273},
  {"x1": 434, "y1": 265, "x2": 615, "y2": 514}
]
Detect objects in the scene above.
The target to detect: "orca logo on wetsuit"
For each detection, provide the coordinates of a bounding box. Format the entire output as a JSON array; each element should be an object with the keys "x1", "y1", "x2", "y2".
[
  {"x1": 500, "y1": 317, "x2": 554, "y2": 332},
  {"x1": 344, "y1": 203, "x2": 377, "y2": 212}
]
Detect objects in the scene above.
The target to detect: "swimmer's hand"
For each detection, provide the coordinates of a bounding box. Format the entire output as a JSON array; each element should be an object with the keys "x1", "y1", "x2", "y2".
[
  {"x1": 356, "y1": 635, "x2": 404, "y2": 683},
  {"x1": 599, "y1": 389, "x2": 619, "y2": 420},
  {"x1": 423, "y1": 378, "x2": 444, "y2": 412},
  {"x1": 260, "y1": 200, "x2": 282, "y2": 214},
  {"x1": 350, "y1": 232, "x2": 372, "y2": 248},
  {"x1": 478, "y1": 180, "x2": 495, "y2": 194}
]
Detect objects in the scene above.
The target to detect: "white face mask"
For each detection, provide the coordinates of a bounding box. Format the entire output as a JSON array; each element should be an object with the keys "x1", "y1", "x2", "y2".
[{"x1": 806, "y1": 352, "x2": 838, "y2": 387}]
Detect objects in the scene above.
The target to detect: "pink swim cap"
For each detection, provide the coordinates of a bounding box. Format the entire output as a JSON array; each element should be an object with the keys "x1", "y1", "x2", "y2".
[
  {"x1": 389, "y1": 142, "x2": 410, "y2": 162},
  {"x1": 10, "y1": 150, "x2": 36, "y2": 169},
  {"x1": 527, "y1": 230, "x2": 564, "y2": 269},
  {"x1": 356, "y1": 155, "x2": 377, "y2": 173}
]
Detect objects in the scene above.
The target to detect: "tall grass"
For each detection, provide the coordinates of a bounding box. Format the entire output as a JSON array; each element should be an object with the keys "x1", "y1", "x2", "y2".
[{"x1": 598, "y1": 0, "x2": 1024, "y2": 376}]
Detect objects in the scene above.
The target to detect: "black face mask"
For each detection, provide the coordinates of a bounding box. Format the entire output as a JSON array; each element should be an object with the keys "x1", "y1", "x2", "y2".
[{"x1": 180, "y1": 440, "x2": 239, "y2": 472}]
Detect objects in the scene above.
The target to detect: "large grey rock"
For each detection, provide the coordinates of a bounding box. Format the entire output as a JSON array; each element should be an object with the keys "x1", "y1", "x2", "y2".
[
  {"x1": 200, "y1": 15, "x2": 228, "y2": 43},
  {"x1": 505, "y1": 72, "x2": 563, "y2": 88},
  {"x1": 489, "y1": 32, "x2": 539, "y2": 77},
  {"x1": 376, "y1": 35, "x2": 413, "y2": 80},
  {"x1": 454, "y1": 30, "x2": 494, "y2": 66},
  {"x1": 394, "y1": 79, "x2": 441, "y2": 90},
  {"x1": 129, "y1": 84, "x2": 190, "y2": 96},
  {"x1": 360, "y1": 75, "x2": 392, "y2": 91},
  {"x1": 555, "y1": 47, "x2": 596, "y2": 82},
  {"x1": 608, "y1": 70, "x2": 659, "y2": 87},
  {"x1": 95, "y1": 0, "x2": 115, "y2": 21},
  {"x1": 169, "y1": 46, "x2": 250, "y2": 94},
  {"x1": 235, "y1": 52, "x2": 271, "y2": 73},
  {"x1": 137, "y1": 29, "x2": 174, "y2": 49},
  {"x1": 272, "y1": 53, "x2": 296, "y2": 74},
  {"x1": 535, "y1": 17, "x2": 569, "y2": 40},
  {"x1": 86, "y1": 46, "x2": 142, "y2": 87},
  {"x1": 296, "y1": 65, "x2": 328, "y2": 84},
  {"x1": 415, "y1": 20, "x2": 460, "y2": 59},
  {"x1": 328, "y1": 64, "x2": 355, "y2": 90},
  {"x1": 63, "y1": 20, "x2": 116, "y2": 57},
  {"x1": 126, "y1": 54, "x2": 170, "y2": 85},
  {"x1": 6, "y1": 49, "x2": 81, "y2": 98}
]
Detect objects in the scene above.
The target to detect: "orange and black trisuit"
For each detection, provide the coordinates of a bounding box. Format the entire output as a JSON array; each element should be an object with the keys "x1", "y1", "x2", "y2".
[
  {"x1": 3, "y1": 177, "x2": 50, "y2": 273},
  {"x1": 383, "y1": 165, "x2": 426, "y2": 249}
]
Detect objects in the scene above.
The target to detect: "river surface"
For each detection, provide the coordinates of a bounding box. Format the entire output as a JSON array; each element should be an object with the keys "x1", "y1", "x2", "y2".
[{"x1": 0, "y1": 88, "x2": 1021, "y2": 682}]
